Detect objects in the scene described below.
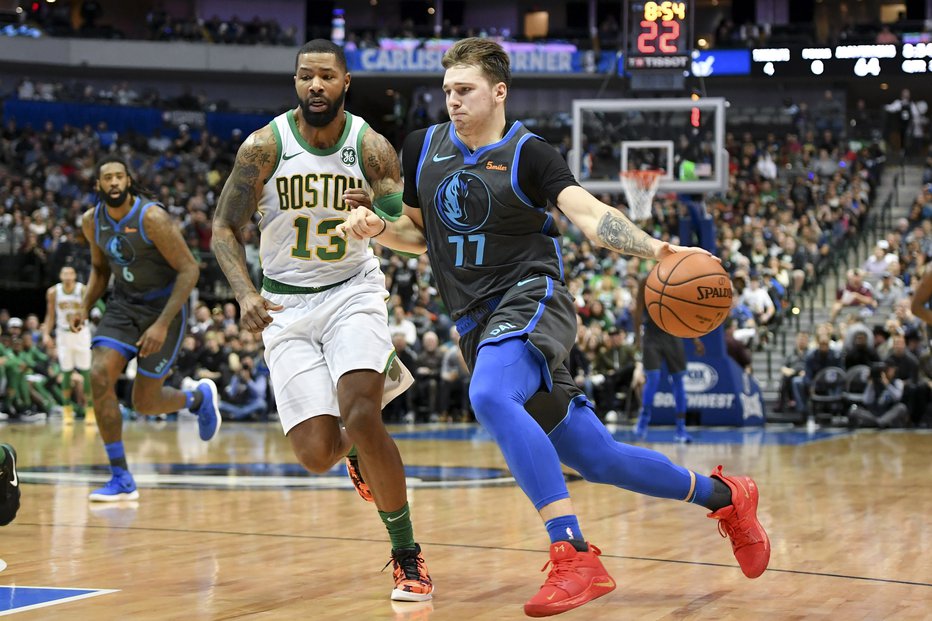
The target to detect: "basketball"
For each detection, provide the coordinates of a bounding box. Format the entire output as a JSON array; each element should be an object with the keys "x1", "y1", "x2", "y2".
[{"x1": 644, "y1": 251, "x2": 732, "y2": 338}]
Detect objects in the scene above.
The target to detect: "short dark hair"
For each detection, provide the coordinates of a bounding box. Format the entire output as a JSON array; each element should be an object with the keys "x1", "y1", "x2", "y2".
[
  {"x1": 296, "y1": 39, "x2": 347, "y2": 73},
  {"x1": 442, "y1": 37, "x2": 511, "y2": 88}
]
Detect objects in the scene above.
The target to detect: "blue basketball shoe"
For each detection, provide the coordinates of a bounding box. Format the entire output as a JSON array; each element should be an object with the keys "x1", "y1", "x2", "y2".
[
  {"x1": 195, "y1": 379, "x2": 221, "y2": 441},
  {"x1": 633, "y1": 414, "x2": 650, "y2": 441},
  {"x1": 674, "y1": 422, "x2": 693, "y2": 444},
  {"x1": 88, "y1": 468, "x2": 139, "y2": 502},
  {"x1": 673, "y1": 430, "x2": 694, "y2": 443}
]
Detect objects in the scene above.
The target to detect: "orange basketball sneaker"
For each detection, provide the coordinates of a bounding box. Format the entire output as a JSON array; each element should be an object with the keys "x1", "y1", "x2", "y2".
[
  {"x1": 707, "y1": 465, "x2": 771, "y2": 578},
  {"x1": 524, "y1": 542, "x2": 616, "y2": 617},
  {"x1": 345, "y1": 455, "x2": 373, "y2": 502},
  {"x1": 386, "y1": 544, "x2": 433, "y2": 602}
]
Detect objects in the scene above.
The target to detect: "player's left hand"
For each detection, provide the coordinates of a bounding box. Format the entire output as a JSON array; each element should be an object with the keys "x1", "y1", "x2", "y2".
[
  {"x1": 655, "y1": 242, "x2": 721, "y2": 262},
  {"x1": 137, "y1": 320, "x2": 168, "y2": 358},
  {"x1": 343, "y1": 188, "x2": 372, "y2": 210}
]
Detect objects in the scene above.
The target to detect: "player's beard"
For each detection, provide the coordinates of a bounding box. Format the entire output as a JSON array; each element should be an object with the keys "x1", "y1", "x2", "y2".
[
  {"x1": 102, "y1": 187, "x2": 130, "y2": 207},
  {"x1": 299, "y1": 89, "x2": 346, "y2": 128}
]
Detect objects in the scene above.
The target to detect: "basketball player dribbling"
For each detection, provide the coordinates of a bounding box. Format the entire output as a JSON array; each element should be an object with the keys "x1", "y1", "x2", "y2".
[
  {"x1": 340, "y1": 37, "x2": 769, "y2": 617},
  {"x1": 211, "y1": 40, "x2": 431, "y2": 601}
]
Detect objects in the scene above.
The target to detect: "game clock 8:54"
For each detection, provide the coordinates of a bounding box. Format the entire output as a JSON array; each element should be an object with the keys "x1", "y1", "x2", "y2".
[{"x1": 626, "y1": 1, "x2": 691, "y2": 71}]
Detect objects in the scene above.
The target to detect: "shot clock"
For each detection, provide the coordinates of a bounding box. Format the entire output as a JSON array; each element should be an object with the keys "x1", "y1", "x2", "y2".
[{"x1": 624, "y1": 1, "x2": 693, "y2": 71}]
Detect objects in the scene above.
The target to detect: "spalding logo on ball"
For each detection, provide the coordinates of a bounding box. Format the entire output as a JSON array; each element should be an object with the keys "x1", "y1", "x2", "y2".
[{"x1": 645, "y1": 251, "x2": 732, "y2": 338}]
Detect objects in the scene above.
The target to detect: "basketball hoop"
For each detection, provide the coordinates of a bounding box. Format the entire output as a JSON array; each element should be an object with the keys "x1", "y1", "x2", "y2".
[{"x1": 620, "y1": 170, "x2": 662, "y2": 222}]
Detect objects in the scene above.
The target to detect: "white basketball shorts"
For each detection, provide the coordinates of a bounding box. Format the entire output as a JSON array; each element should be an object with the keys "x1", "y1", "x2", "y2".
[
  {"x1": 261, "y1": 258, "x2": 409, "y2": 434},
  {"x1": 58, "y1": 328, "x2": 92, "y2": 372}
]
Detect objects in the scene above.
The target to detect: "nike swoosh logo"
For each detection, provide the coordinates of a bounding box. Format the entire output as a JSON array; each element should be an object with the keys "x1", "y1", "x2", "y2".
[
  {"x1": 594, "y1": 580, "x2": 615, "y2": 588},
  {"x1": 386, "y1": 510, "x2": 408, "y2": 523},
  {"x1": 432, "y1": 153, "x2": 456, "y2": 162},
  {"x1": 517, "y1": 277, "x2": 540, "y2": 287},
  {"x1": 283, "y1": 152, "x2": 301, "y2": 161},
  {"x1": 7, "y1": 450, "x2": 16, "y2": 487},
  {"x1": 546, "y1": 593, "x2": 556, "y2": 601}
]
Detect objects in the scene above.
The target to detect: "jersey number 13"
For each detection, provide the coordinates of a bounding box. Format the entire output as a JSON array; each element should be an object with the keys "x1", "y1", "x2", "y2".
[{"x1": 291, "y1": 216, "x2": 347, "y2": 262}]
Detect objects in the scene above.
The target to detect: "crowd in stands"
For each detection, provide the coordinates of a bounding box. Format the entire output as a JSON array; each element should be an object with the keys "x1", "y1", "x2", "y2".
[
  {"x1": 2, "y1": 2, "x2": 296, "y2": 46},
  {"x1": 5, "y1": 0, "x2": 929, "y2": 50},
  {"x1": 11, "y1": 76, "x2": 228, "y2": 112},
  {"x1": 143, "y1": 10, "x2": 297, "y2": 47},
  {"x1": 777, "y1": 156, "x2": 932, "y2": 429},
  {"x1": 4, "y1": 86, "x2": 931, "y2": 426}
]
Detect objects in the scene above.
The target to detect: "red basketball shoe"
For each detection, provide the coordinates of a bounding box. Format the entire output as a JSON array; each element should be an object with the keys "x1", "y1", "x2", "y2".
[
  {"x1": 524, "y1": 542, "x2": 616, "y2": 617},
  {"x1": 345, "y1": 456, "x2": 373, "y2": 503},
  {"x1": 707, "y1": 465, "x2": 771, "y2": 578}
]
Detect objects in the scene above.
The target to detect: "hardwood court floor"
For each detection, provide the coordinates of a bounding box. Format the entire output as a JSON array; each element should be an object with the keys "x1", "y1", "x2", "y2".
[{"x1": 2, "y1": 420, "x2": 930, "y2": 620}]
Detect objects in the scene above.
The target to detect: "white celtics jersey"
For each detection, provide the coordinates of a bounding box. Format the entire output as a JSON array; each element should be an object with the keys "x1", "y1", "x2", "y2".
[
  {"x1": 258, "y1": 110, "x2": 373, "y2": 288},
  {"x1": 55, "y1": 282, "x2": 86, "y2": 333}
]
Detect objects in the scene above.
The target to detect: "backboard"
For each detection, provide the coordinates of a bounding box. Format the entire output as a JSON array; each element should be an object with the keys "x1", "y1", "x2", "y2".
[{"x1": 569, "y1": 97, "x2": 728, "y2": 194}]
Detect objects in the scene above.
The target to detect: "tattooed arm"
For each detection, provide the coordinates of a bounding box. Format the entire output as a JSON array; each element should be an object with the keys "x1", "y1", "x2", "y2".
[
  {"x1": 555, "y1": 185, "x2": 662, "y2": 259},
  {"x1": 336, "y1": 128, "x2": 427, "y2": 254},
  {"x1": 211, "y1": 126, "x2": 283, "y2": 333},
  {"x1": 361, "y1": 127, "x2": 404, "y2": 203}
]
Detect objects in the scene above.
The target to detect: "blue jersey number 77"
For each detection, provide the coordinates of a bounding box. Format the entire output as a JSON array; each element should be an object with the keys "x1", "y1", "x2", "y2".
[{"x1": 447, "y1": 234, "x2": 486, "y2": 267}]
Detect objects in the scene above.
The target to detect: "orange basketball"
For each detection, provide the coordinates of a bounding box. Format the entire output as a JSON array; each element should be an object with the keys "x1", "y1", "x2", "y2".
[{"x1": 644, "y1": 251, "x2": 732, "y2": 338}]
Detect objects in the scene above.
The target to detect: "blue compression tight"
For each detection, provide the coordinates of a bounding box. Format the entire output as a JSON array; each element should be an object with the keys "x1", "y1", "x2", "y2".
[
  {"x1": 469, "y1": 339, "x2": 570, "y2": 510},
  {"x1": 470, "y1": 339, "x2": 712, "y2": 507},
  {"x1": 551, "y1": 396, "x2": 712, "y2": 504}
]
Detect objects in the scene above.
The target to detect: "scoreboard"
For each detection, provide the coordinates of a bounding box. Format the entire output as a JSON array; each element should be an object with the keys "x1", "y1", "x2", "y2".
[
  {"x1": 625, "y1": 1, "x2": 693, "y2": 71},
  {"x1": 750, "y1": 44, "x2": 932, "y2": 78}
]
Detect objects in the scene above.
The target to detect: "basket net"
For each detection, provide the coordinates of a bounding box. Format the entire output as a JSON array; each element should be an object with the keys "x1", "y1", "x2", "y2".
[{"x1": 620, "y1": 170, "x2": 662, "y2": 221}]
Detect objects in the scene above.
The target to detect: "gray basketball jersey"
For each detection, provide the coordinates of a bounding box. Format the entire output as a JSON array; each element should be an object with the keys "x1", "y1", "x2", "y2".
[
  {"x1": 93, "y1": 197, "x2": 176, "y2": 301},
  {"x1": 413, "y1": 121, "x2": 564, "y2": 319}
]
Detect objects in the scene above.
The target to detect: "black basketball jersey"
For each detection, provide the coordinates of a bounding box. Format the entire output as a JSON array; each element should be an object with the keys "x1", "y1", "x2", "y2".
[
  {"x1": 93, "y1": 197, "x2": 176, "y2": 301},
  {"x1": 412, "y1": 121, "x2": 564, "y2": 319}
]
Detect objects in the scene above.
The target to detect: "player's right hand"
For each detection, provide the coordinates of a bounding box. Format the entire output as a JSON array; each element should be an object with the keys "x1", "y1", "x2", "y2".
[
  {"x1": 70, "y1": 310, "x2": 87, "y2": 333},
  {"x1": 238, "y1": 292, "x2": 283, "y2": 333},
  {"x1": 335, "y1": 206, "x2": 385, "y2": 240},
  {"x1": 655, "y1": 242, "x2": 721, "y2": 263},
  {"x1": 342, "y1": 188, "x2": 373, "y2": 210}
]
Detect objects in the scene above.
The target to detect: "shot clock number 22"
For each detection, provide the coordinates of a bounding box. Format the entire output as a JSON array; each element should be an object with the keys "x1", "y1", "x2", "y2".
[{"x1": 626, "y1": 1, "x2": 691, "y2": 70}]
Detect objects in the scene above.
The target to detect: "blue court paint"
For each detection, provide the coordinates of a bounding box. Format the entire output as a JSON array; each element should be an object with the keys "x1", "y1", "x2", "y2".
[{"x1": 0, "y1": 586, "x2": 117, "y2": 615}]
